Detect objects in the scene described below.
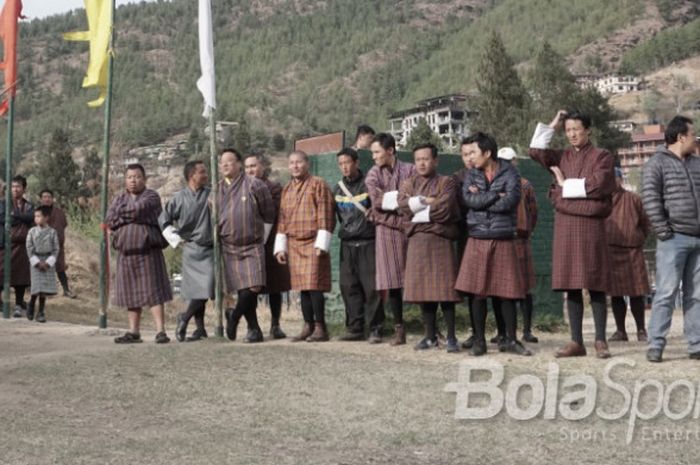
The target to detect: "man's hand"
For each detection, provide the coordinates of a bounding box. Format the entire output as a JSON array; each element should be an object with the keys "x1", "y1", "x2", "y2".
[
  {"x1": 550, "y1": 166, "x2": 566, "y2": 187},
  {"x1": 468, "y1": 185, "x2": 479, "y2": 194},
  {"x1": 37, "y1": 261, "x2": 48, "y2": 271},
  {"x1": 275, "y1": 252, "x2": 287, "y2": 265},
  {"x1": 549, "y1": 110, "x2": 568, "y2": 130},
  {"x1": 424, "y1": 196, "x2": 436, "y2": 205}
]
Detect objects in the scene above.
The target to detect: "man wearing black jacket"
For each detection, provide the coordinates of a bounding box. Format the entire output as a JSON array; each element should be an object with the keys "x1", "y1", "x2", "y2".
[
  {"x1": 334, "y1": 148, "x2": 384, "y2": 342},
  {"x1": 642, "y1": 115, "x2": 700, "y2": 363}
]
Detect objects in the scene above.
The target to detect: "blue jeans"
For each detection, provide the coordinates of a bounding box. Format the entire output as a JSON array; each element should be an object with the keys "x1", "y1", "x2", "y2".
[{"x1": 648, "y1": 233, "x2": 700, "y2": 353}]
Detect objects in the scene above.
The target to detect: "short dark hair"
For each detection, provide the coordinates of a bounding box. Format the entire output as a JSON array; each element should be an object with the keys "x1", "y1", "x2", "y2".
[
  {"x1": 40, "y1": 189, "x2": 54, "y2": 198},
  {"x1": 337, "y1": 147, "x2": 358, "y2": 161},
  {"x1": 563, "y1": 110, "x2": 592, "y2": 129},
  {"x1": 462, "y1": 132, "x2": 498, "y2": 160},
  {"x1": 371, "y1": 133, "x2": 396, "y2": 152},
  {"x1": 665, "y1": 116, "x2": 694, "y2": 145},
  {"x1": 220, "y1": 148, "x2": 242, "y2": 161},
  {"x1": 11, "y1": 175, "x2": 27, "y2": 189},
  {"x1": 125, "y1": 163, "x2": 146, "y2": 177},
  {"x1": 412, "y1": 143, "x2": 438, "y2": 159},
  {"x1": 288, "y1": 150, "x2": 308, "y2": 161},
  {"x1": 184, "y1": 160, "x2": 205, "y2": 181},
  {"x1": 355, "y1": 125, "x2": 375, "y2": 141},
  {"x1": 36, "y1": 205, "x2": 52, "y2": 217}
]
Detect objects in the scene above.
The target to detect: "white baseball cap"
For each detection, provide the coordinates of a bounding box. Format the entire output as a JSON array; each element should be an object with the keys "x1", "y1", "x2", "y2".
[{"x1": 497, "y1": 147, "x2": 517, "y2": 160}]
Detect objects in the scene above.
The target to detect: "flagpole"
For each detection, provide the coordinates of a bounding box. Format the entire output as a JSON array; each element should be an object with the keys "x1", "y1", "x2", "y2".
[
  {"x1": 97, "y1": 0, "x2": 116, "y2": 329},
  {"x1": 209, "y1": 110, "x2": 223, "y2": 337},
  {"x1": 2, "y1": 96, "x2": 14, "y2": 319}
]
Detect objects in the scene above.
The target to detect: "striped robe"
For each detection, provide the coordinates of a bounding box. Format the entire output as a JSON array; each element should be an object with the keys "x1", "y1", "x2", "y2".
[
  {"x1": 365, "y1": 160, "x2": 415, "y2": 290},
  {"x1": 106, "y1": 189, "x2": 173, "y2": 309},
  {"x1": 218, "y1": 172, "x2": 275, "y2": 292},
  {"x1": 398, "y1": 173, "x2": 461, "y2": 303},
  {"x1": 515, "y1": 178, "x2": 538, "y2": 292},
  {"x1": 606, "y1": 186, "x2": 651, "y2": 297},
  {"x1": 277, "y1": 174, "x2": 335, "y2": 292},
  {"x1": 47, "y1": 206, "x2": 69, "y2": 273},
  {"x1": 7, "y1": 198, "x2": 34, "y2": 287},
  {"x1": 26, "y1": 226, "x2": 59, "y2": 296},
  {"x1": 262, "y1": 178, "x2": 291, "y2": 293},
  {"x1": 529, "y1": 140, "x2": 615, "y2": 292}
]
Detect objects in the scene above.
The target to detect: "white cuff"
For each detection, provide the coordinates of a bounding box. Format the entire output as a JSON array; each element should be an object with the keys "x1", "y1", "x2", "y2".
[
  {"x1": 562, "y1": 179, "x2": 587, "y2": 198},
  {"x1": 408, "y1": 196, "x2": 427, "y2": 213},
  {"x1": 530, "y1": 123, "x2": 555, "y2": 149},
  {"x1": 30, "y1": 255, "x2": 40, "y2": 267},
  {"x1": 162, "y1": 225, "x2": 182, "y2": 249},
  {"x1": 263, "y1": 223, "x2": 273, "y2": 243},
  {"x1": 46, "y1": 256, "x2": 56, "y2": 267},
  {"x1": 381, "y1": 191, "x2": 399, "y2": 211},
  {"x1": 314, "y1": 229, "x2": 332, "y2": 252},
  {"x1": 273, "y1": 233, "x2": 288, "y2": 255},
  {"x1": 412, "y1": 205, "x2": 430, "y2": 223}
]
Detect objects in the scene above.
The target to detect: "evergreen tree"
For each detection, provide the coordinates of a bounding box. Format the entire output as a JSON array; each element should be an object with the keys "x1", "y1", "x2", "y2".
[
  {"x1": 81, "y1": 147, "x2": 102, "y2": 197},
  {"x1": 233, "y1": 121, "x2": 251, "y2": 153},
  {"x1": 36, "y1": 129, "x2": 82, "y2": 204},
  {"x1": 526, "y1": 42, "x2": 580, "y2": 123},
  {"x1": 405, "y1": 118, "x2": 444, "y2": 151},
  {"x1": 471, "y1": 33, "x2": 531, "y2": 149}
]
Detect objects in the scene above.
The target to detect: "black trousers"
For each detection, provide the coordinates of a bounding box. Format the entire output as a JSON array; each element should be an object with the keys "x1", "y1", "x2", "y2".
[{"x1": 339, "y1": 240, "x2": 385, "y2": 332}]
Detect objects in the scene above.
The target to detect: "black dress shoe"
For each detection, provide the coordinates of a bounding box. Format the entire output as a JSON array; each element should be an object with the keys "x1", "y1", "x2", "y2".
[
  {"x1": 155, "y1": 332, "x2": 170, "y2": 344},
  {"x1": 462, "y1": 334, "x2": 475, "y2": 349},
  {"x1": 368, "y1": 328, "x2": 382, "y2": 344},
  {"x1": 490, "y1": 334, "x2": 506, "y2": 345},
  {"x1": 225, "y1": 308, "x2": 241, "y2": 341},
  {"x1": 647, "y1": 348, "x2": 663, "y2": 363},
  {"x1": 504, "y1": 340, "x2": 532, "y2": 356},
  {"x1": 26, "y1": 304, "x2": 35, "y2": 321},
  {"x1": 446, "y1": 337, "x2": 460, "y2": 353},
  {"x1": 269, "y1": 325, "x2": 287, "y2": 339},
  {"x1": 523, "y1": 332, "x2": 539, "y2": 343},
  {"x1": 414, "y1": 337, "x2": 439, "y2": 350},
  {"x1": 245, "y1": 328, "x2": 264, "y2": 343},
  {"x1": 175, "y1": 313, "x2": 187, "y2": 342},
  {"x1": 36, "y1": 312, "x2": 46, "y2": 323},
  {"x1": 338, "y1": 331, "x2": 365, "y2": 341},
  {"x1": 186, "y1": 328, "x2": 208, "y2": 341},
  {"x1": 471, "y1": 338, "x2": 487, "y2": 356}
]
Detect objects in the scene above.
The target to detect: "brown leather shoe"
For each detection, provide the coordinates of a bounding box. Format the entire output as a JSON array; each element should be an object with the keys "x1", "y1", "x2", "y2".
[
  {"x1": 555, "y1": 341, "x2": 587, "y2": 358},
  {"x1": 306, "y1": 322, "x2": 329, "y2": 342},
  {"x1": 390, "y1": 324, "x2": 406, "y2": 346},
  {"x1": 291, "y1": 322, "x2": 314, "y2": 342},
  {"x1": 594, "y1": 340, "x2": 611, "y2": 359}
]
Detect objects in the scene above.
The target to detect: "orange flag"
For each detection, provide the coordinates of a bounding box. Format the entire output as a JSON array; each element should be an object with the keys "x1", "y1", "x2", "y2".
[{"x1": 0, "y1": 0, "x2": 22, "y2": 115}]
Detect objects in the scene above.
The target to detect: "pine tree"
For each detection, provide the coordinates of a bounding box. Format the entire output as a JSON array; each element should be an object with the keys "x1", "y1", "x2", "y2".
[
  {"x1": 405, "y1": 118, "x2": 444, "y2": 152},
  {"x1": 36, "y1": 129, "x2": 82, "y2": 204},
  {"x1": 471, "y1": 33, "x2": 531, "y2": 149},
  {"x1": 81, "y1": 147, "x2": 102, "y2": 197},
  {"x1": 526, "y1": 42, "x2": 580, "y2": 123}
]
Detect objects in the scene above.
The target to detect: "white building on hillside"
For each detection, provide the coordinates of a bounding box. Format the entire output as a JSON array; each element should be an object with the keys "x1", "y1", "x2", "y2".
[{"x1": 388, "y1": 94, "x2": 476, "y2": 149}]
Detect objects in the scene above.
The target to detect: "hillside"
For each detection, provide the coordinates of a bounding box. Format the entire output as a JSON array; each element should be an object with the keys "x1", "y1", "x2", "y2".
[{"x1": 5, "y1": 0, "x2": 700, "y2": 168}]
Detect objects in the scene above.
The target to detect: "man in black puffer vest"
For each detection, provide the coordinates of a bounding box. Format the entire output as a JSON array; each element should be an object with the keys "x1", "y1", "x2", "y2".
[
  {"x1": 334, "y1": 148, "x2": 385, "y2": 343},
  {"x1": 642, "y1": 115, "x2": 700, "y2": 363}
]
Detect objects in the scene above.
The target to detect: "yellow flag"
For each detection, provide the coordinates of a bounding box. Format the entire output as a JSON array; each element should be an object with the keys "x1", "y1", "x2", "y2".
[{"x1": 64, "y1": 0, "x2": 112, "y2": 107}]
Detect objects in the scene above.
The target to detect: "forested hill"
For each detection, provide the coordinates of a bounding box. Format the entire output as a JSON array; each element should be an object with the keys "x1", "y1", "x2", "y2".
[{"x1": 10, "y1": 0, "x2": 700, "y2": 158}]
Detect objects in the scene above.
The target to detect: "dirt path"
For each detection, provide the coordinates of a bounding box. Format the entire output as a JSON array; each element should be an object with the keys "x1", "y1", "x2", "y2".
[{"x1": 1, "y1": 315, "x2": 699, "y2": 465}]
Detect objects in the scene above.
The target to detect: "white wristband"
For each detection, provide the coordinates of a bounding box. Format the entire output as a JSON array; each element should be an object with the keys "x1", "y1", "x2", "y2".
[
  {"x1": 530, "y1": 122, "x2": 555, "y2": 149},
  {"x1": 314, "y1": 230, "x2": 332, "y2": 252},
  {"x1": 381, "y1": 191, "x2": 399, "y2": 211},
  {"x1": 408, "y1": 196, "x2": 427, "y2": 213},
  {"x1": 29, "y1": 255, "x2": 40, "y2": 267},
  {"x1": 412, "y1": 206, "x2": 430, "y2": 223},
  {"x1": 562, "y1": 179, "x2": 587, "y2": 199},
  {"x1": 46, "y1": 256, "x2": 57, "y2": 268},
  {"x1": 273, "y1": 233, "x2": 288, "y2": 255},
  {"x1": 162, "y1": 225, "x2": 182, "y2": 249}
]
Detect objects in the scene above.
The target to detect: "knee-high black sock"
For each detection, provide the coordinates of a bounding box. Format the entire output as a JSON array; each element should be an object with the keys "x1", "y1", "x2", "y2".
[
  {"x1": 420, "y1": 302, "x2": 438, "y2": 339},
  {"x1": 309, "y1": 291, "x2": 325, "y2": 324},
  {"x1": 15, "y1": 286, "x2": 26, "y2": 306},
  {"x1": 194, "y1": 301, "x2": 206, "y2": 331},
  {"x1": 442, "y1": 302, "x2": 456, "y2": 340},
  {"x1": 590, "y1": 290, "x2": 607, "y2": 342},
  {"x1": 29, "y1": 294, "x2": 38, "y2": 308},
  {"x1": 567, "y1": 290, "x2": 585, "y2": 345},
  {"x1": 269, "y1": 293, "x2": 282, "y2": 326},
  {"x1": 467, "y1": 294, "x2": 475, "y2": 335},
  {"x1": 492, "y1": 297, "x2": 505, "y2": 337},
  {"x1": 471, "y1": 297, "x2": 488, "y2": 341},
  {"x1": 501, "y1": 299, "x2": 517, "y2": 341},
  {"x1": 522, "y1": 294, "x2": 534, "y2": 334},
  {"x1": 388, "y1": 288, "x2": 403, "y2": 325},
  {"x1": 299, "y1": 291, "x2": 315, "y2": 323},
  {"x1": 38, "y1": 295, "x2": 46, "y2": 314},
  {"x1": 183, "y1": 299, "x2": 204, "y2": 324},
  {"x1": 238, "y1": 289, "x2": 260, "y2": 330},
  {"x1": 630, "y1": 296, "x2": 645, "y2": 332},
  {"x1": 57, "y1": 271, "x2": 70, "y2": 292},
  {"x1": 611, "y1": 296, "x2": 627, "y2": 333}
]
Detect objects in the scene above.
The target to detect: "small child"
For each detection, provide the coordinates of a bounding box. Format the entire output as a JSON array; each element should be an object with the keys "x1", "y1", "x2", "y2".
[{"x1": 25, "y1": 206, "x2": 60, "y2": 323}]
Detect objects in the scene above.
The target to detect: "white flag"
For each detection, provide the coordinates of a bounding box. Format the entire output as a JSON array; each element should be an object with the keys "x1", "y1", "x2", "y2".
[{"x1": 196, "y1": 0, "x2": 216, "y2": 117}]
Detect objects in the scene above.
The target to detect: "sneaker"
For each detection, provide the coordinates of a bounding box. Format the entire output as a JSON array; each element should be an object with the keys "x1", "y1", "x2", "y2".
[
  {"x1": 155, "y1": 332, "x2": 170, "y2": 344},
  {"x1": 414, "y1": 337, "x2": 439, "y2": 350},
  {"x1": 114, "y1": 332, "x2": 143, "y2": 344},
  {"x1": 646, "y1": 348, "x2": 663, "y2": 363},
  {"x1": 446, "y1": 337, "x2": 460, "y2": 353},
  {"x1": 12, "y1": 305, "x2": 22, "y2": 318},
  {"x1": 35, "y1": 312, "x2": 46, "y2": 323},
  {"x1": 368, "y1": 328, "x2": 383, "y2": 344}
]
